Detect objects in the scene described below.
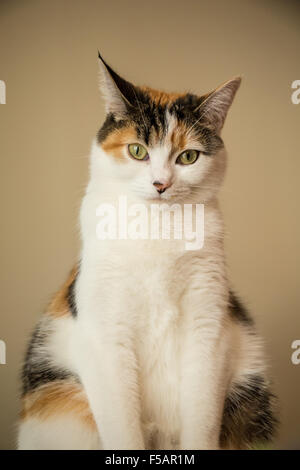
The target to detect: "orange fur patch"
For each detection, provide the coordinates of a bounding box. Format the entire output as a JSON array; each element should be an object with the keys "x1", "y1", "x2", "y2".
[
  {"x1": 47, "y1": 266, "x2": 78, "y2": 318},
  {"x1": 140, "y1": 86, "x2": 184, "y2": 107},
  {"x1": 170, "y1": 121, "x2": 189, "y2": 153},
  {"x1": 101, "y1": 126, "x2": 137, "y2": 162},
  {"x1": 20, "y1": 381, "x2": 96, "y2": 430}
]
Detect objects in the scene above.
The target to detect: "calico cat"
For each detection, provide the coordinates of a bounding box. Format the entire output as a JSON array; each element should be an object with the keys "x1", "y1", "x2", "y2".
[{"x1": 18, "y1": 53, "x2": 277, "y2": 450}]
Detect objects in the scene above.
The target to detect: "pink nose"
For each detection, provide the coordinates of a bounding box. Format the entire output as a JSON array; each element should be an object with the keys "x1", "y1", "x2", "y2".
[{"x1": 153, "y1": 180, "x2": 172, "y2": 194}]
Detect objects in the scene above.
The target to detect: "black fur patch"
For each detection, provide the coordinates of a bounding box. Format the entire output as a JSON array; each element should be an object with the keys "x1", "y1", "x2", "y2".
[
  {"x1": 220, "y1": 374, "x2": 278, "y2": 449},
  {"x1": 97, "y1": 113, "x2": 129, "y2": 144},
  {"x1": 67, "y1": 276, "x2": 78, "y2": 318},
  {"x1": 21, "y1": 321, "x2": 76, "y2": 396},
  {"x1": 229, "y1": 291, "x2": 254, "y2": 325}
]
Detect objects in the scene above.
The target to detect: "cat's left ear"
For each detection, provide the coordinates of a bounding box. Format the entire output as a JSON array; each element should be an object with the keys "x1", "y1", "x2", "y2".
[
  {"x1": 195, "y1": 77, "x2": 241, "y2": 133},
  {"x1": 98, "y1": 51, "x2": 137, "y2": 117}
]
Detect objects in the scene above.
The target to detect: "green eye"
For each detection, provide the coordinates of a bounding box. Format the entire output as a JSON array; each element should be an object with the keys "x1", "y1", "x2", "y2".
[
  {"x1": 128, "y1": 143, "x2": 148, "y2": 161},
  {"x1": 176, "y1": 150, "x2": 199, "y2": 165}
]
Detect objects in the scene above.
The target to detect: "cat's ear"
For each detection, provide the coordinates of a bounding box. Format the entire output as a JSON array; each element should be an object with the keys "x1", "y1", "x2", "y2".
[
  {"x1": 98, "y1": 51, "x2": 137, "y2": 117},
  {"x1": 195, "y1": 77, "x2": 241, "y2": 133}
]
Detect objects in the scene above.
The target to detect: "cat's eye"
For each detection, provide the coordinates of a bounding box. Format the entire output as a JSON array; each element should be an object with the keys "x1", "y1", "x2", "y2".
[
  {"x1": 176, "y1": 150, "x2": 199, "y2": 165},
  {"x1": 128, "y1": 143, "x2": 149, "y2": 161}
]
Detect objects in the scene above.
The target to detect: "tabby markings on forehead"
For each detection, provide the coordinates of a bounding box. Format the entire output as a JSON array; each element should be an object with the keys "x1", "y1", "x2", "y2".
[{"x1": 97, "y1": 88, "x2": 224, "y2": 160}]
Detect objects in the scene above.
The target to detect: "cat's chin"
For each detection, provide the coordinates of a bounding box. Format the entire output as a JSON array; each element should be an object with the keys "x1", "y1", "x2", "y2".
[{"x1": 139, "y1": 193, "x2": 189, "y2": 205}]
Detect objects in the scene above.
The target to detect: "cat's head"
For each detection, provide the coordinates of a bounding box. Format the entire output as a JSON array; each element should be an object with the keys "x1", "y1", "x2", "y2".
[{"x1": 95, "y1": 52, "x2": 241, "y2": 204}]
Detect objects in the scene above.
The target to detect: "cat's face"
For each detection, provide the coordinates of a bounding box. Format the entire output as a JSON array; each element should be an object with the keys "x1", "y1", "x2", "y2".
[{"x1": 96, "y1": 53, "x2": 240, "y2": 204}]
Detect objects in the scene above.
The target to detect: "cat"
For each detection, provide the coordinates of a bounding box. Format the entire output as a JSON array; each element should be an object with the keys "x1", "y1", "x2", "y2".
[{"x1": 18, "y1": 53, "x2": 278, "y2": 450}]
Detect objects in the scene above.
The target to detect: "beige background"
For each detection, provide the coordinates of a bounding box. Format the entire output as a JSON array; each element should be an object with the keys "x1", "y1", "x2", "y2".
[{"x1": 0, "y1": 0, "x2": 299, "y2": 449}]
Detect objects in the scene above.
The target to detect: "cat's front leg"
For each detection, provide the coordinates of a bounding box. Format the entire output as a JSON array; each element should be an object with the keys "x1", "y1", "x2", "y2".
[
  {"x1": 73, "y1": 320, "x2": 144, "y2": 450},
  {"x1": 179, "y1": 288, "x2": 232, "y2": 450},
  {"x1": 73, "y1": 276, "x2": 145, "y2": 450}
]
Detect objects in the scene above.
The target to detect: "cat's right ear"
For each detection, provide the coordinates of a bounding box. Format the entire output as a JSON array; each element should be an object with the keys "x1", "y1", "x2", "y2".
[{"x1": 98, "y1": 51, "x2": 136, "y2": 117}]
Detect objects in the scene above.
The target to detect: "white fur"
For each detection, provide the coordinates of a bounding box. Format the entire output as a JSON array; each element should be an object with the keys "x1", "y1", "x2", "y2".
[{"x1": 18, "y1": 416, "x2": 100, "y2": 450}]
